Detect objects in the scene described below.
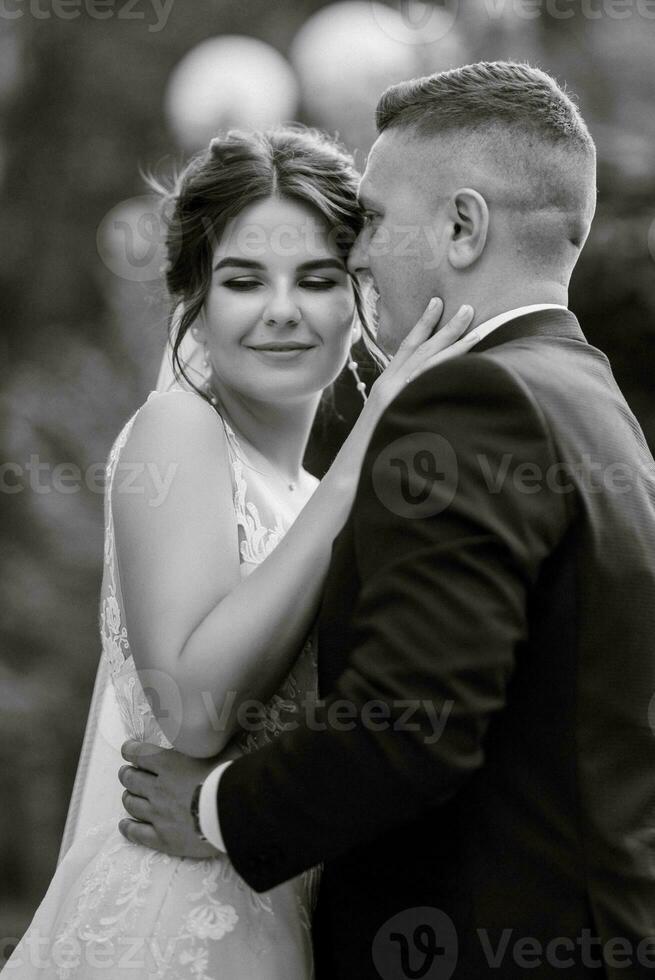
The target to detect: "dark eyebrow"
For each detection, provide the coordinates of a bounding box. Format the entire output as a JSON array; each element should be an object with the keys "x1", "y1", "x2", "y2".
[
  {"x1": 213, "y1": 257, "x2": 346, "y2": 273},
  {"x1": 297, "y1": 259, "x2": 346, "y2": 273},
  {"x1": 213, "y1": 258, "x2": 264, "y2": 271}
]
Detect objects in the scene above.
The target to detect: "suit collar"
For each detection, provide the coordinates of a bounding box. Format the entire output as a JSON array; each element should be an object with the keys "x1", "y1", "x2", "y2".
[{"x1": 471, "y1": 307, "x2": 586, "y2": 353}]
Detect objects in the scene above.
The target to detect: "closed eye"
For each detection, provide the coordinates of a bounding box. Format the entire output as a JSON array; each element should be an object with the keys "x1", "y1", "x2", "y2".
[
  {"x1": 224, "y1": 277, "x2": 337, "y2": 291},
  {"x1": 223, "y1": 278, "x2": 261, "y2": 290},
  {"x1": 299, "y1": 278, "x2": 337, "y2": 290}
]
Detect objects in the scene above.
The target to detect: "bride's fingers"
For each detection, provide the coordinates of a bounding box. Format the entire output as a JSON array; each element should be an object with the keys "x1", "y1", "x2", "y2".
[
  {"x1": 401, "y1": 304, "x2": 474, "y2": 383},
  {"x1": 421, "y1": 304, "x2": 474, "y2": 353},
  {"x1": 395, "y1": 297, "x2": 444, "y2": 355},
  {"x1": 404, "y1": 326, "x2": 481, "y2": 385}
]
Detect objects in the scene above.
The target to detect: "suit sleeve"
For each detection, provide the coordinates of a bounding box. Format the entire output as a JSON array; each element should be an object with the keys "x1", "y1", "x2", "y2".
[{"x1": 216, "y1": 354, "x2": 573, "y2": 891}]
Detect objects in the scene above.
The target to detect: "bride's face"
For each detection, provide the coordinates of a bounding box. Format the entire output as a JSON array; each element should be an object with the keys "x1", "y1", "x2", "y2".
[{"x1": 198, "y1": 196, "x2": 358, "y2": 405}]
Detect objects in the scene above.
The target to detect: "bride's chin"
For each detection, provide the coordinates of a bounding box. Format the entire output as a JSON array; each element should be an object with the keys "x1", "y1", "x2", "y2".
[
  {"x1": 234, "y1": 368, "x2": 341, "y2": 404},
  {"x1": 236, "y1": 381, "x2": 325, "y2": 407}
]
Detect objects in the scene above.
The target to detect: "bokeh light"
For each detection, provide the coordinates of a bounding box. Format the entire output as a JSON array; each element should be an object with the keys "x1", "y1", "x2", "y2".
[
  {"x1": 290, "y1": 1, "x2": 468, "y2": 152},
  {"x1": 164, "y1": 35, "x2": 299, "y2": 151}
]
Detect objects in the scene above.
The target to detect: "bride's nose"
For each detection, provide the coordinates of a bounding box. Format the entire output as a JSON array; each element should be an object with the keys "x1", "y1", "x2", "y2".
[{"x1": 262, "y1": 288, "x2": 302, "y2": 328}]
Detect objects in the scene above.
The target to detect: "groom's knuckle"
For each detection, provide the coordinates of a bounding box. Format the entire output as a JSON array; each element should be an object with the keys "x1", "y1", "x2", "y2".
[
  {"x1": 128, "y1": 825, "x2": 142, "y2": 846},
  {"x1": 123, "y1": 791, "x2": 136, "y2": 816},
  {"x1": 120, "y1": 819, "x2": 134, "y2": 843},
  {"x1": 132, "y1": 823, "x2": 147, "y2": 846}
]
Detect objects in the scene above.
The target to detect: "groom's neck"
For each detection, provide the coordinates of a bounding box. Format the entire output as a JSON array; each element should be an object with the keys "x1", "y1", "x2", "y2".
[{"x1": 444, "y1": 278, "x2": 569, "y2": 333}]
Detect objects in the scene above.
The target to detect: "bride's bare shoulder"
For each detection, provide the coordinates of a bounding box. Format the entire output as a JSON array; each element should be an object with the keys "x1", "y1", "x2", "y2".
[
  {"x1": 109, "y1": 391, "x2": 231, "y2": 504},
  {"x1": 110, "y1": 390, "x2": 233, "y2": 519},
  {"x1": 139, "y1": 388, "x2": 219, "y2": 422},
  {"x1": 125, "y1": 389, "x2": 227, "y2": 452}
]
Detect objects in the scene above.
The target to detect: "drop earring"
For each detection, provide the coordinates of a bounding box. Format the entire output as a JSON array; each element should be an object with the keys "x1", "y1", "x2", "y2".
[
  {"x1": 201, "y1": 343, "x2": 218, "y2": 407},
  {"x1": 347, "y1": 356, "x2": 367, "y2": 404}
]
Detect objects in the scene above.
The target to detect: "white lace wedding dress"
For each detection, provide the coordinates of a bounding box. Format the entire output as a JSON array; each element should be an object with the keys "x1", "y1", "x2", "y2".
[{"x1": 5, "y1": 391, "x2": 321, "y2": 979}]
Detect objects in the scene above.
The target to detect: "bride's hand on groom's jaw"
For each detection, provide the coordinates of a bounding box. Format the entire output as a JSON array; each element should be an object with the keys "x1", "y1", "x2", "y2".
[
  {"x1": 117, "y1": 739, "x2": 221, "y2": 859},
  {"x1": 368, "y1": 299, "x2": 477, "y2": 408}
]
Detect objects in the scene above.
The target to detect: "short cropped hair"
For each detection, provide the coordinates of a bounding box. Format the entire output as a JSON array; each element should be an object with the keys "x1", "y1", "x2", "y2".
[{"x1": 376, "y1": 61, "x2": 595, "y2": 159}]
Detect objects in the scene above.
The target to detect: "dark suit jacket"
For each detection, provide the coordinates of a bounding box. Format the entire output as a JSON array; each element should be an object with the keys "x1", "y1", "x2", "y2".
[{"x1": 218, "y1": 309, "x2": 655, "y2": 978}]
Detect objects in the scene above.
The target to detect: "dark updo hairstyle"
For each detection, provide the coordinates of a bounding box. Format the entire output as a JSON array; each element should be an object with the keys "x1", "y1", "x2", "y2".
[{"x1": 151, "y1": 125, "x2": 383, "y2": 402}]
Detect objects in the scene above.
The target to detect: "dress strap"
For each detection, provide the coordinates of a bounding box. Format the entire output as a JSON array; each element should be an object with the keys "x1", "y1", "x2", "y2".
[
  {"x1": 216, "y1": 413, "x2": 244, "y2": 466},
  {"x1": 212, "y1": 412, "x2": 288, "y2": 567}
]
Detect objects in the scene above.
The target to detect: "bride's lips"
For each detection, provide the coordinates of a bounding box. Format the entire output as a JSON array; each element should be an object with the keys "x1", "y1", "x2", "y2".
[{"x1": 246, "y1": 342, "x2": 317, "y2": 361}]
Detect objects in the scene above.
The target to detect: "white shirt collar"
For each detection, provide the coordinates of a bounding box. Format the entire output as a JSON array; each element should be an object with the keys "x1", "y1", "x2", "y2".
[{"x1": 474, "y1": 304, "x2": 568, "y2": 344}]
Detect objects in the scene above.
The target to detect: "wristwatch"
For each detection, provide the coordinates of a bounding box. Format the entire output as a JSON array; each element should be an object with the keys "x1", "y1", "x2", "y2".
[{"x1": 190, "y1": 783, "x2": 208, "y2": 841}]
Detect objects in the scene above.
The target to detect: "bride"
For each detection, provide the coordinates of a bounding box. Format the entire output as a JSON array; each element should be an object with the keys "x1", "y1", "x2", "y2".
[{"x1": 5, "y1": 126, "x2": 476, "y2": 978}]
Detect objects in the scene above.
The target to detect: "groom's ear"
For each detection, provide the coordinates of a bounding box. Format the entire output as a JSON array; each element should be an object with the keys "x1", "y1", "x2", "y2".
[{"x1": 447, "y1": 188, "x2": 489, "y2": 270}]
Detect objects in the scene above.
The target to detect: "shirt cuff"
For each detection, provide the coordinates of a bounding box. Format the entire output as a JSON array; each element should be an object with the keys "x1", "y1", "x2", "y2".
[{"x1": 198, "y1": 761, "x2": 233, "y2": 851}]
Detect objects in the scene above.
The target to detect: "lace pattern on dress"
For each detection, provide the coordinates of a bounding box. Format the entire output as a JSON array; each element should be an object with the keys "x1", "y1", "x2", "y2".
[
  {"x1": 52, "y1": 398, "x2": 321, "y2": 978},
  {"x1": 219, "y1": 415, "x2": 287, "y2": 565},
  {"x1": 100, "y1": 412, "x2": 137, "y2": 677},
  {"x1": 100, "y1": 410, "x2": 172, "y2": 750},
  {"x1": 217, "y1": 414, "x2": 319, "y2": 757}
]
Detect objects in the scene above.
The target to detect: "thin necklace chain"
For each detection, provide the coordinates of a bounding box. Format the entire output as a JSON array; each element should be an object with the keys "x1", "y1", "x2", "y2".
[{"x1": 205, "y1": 385, "x2": 299, "y2": 492}]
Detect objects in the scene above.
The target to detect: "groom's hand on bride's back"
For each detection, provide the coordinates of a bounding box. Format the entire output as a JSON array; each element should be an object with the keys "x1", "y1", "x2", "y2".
[{"x1": 117, "y1": 739, "x2": 221, "y2": 859}]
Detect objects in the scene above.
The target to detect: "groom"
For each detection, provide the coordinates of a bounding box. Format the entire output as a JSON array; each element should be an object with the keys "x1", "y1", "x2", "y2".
[{"x1": 119, "y1": 63, "x2": 655, "y2": 977}]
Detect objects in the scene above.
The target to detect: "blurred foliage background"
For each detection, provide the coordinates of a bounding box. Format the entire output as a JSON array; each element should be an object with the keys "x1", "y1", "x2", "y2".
[{"x1": 1, "y1": 0, "x2": 654, "y2": 956}]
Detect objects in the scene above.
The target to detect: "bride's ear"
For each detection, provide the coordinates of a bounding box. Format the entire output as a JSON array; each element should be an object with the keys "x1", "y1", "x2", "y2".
[
  {"x1": 190, "y1": 314, "x2": 206, "y2": 344},
  {"x1": 351, "y1": 314, "x2": 362, "y2": 346}
]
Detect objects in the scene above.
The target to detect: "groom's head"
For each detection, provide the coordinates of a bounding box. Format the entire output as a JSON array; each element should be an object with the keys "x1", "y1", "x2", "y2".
[{"x1": 349, "y1": 62, "x2": 597, "y2": 353}]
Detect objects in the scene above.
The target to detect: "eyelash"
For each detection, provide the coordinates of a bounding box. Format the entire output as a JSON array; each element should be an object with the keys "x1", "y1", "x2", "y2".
[{"x1": 223, "y1": 278, "x2": 337, "y2": 291}]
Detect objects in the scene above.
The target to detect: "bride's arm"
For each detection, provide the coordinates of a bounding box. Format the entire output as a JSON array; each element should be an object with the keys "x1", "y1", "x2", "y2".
[
  {"x1": 114, "y1": 304, "x2": 477, "y2": 758},
  {"x1": 113, "y1": 388, "x2": 365, "y2": 759}
]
